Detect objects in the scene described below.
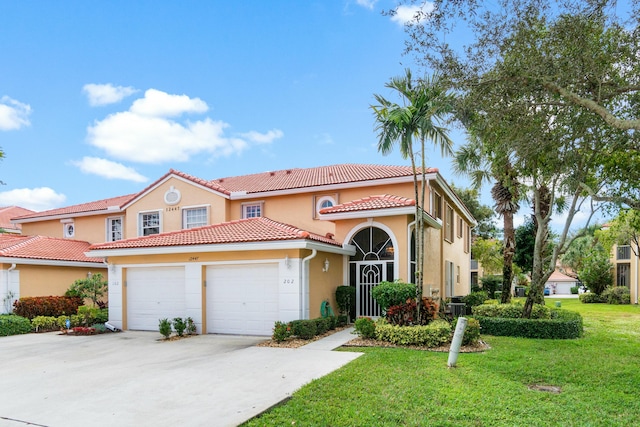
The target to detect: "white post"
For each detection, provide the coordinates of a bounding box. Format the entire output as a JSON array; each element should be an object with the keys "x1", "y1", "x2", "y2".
[{"x1": 447, "y1": 317, "x2": 468, "y2": 368}]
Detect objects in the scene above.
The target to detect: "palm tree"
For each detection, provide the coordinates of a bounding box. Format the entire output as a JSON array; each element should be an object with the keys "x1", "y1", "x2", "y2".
[
  {"x1": 372, "y1": 69, "x2": 454, "y2": 302},
  {"x1": 453, "y1": 119, "x2": 520, "y2": 304}
]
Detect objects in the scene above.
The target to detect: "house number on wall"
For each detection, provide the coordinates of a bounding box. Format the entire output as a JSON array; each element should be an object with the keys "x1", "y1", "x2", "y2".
[
  {"x1": 189, "y1": 256, "x2": 199, "y2": 262},
  {"x1": 283, "y1": 279, "x2": 295, "y2": 285},
  {"x1": 166, "y1": 206, "x2": 180, "y2": 212}
]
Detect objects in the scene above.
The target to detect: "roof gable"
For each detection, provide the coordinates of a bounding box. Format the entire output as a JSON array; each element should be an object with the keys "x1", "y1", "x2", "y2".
[
  {"x1": 0, "y1": 206, "x2": 35, "y2": 232},
  {"x1": 12, "y1": 194, "x2": 135, "y2": 223}
]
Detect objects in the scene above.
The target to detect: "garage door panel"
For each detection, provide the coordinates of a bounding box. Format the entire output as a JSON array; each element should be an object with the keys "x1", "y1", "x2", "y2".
[
  {"x1": 127, "y1": 267, "x2": 185, "y2": 331},
  {"x1": 207, "y1": 264, "x2": 279, "y2": 335}
]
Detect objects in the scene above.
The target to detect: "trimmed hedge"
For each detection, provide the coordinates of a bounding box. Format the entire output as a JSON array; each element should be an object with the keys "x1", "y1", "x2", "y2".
[
  {"x1": 371, "y1": 281, "x2": 417, "y2": 312},
  {"x1": 472, "y1": 302, "x2": 551, "y2": 319},
  {"x1": 290, "y1": 319, "x2": 317, "y2": 339},
  {"x1": 601, "y1": 287, "x2": 631, "y2": 304},
  {"x1": 13, "y1": 296, "x2": 83, "y2": 319},
  {"x1": 476, "y1": 309, "x2": 583, "y2": 339},
  {"x1": 579, "y1": 293, "x2": 606, "y2": 303},
  {"x1": 375, "y1": 320, "x2": 452, "y2": 347},
  {"x1": 0, "y1": 314, "x2": 32, "y2": 336},
  {"x1": 452, "y1": 317, "x2": 481, "y2": 346}
]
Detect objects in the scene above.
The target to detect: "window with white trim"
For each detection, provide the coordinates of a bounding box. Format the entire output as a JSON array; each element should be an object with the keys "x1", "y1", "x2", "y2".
[
  {"x1": 445, "y1": 204, "x2": 454, "y2": 242},
  {"x1": 107, "y1": 217, "x2": 123, "y2": 242},
  {"x1": 183, "y1": 207, "x2": 208, "y2": 229},
  {"x1": 316, "y1": 196, "x2": 336, "y2": 216},
  {"x1": 139, "y1": 211, "x2": 161, "y2": 236},
  {"x1": 242, "y1": 202, "x2": 263, "y2": 219}
]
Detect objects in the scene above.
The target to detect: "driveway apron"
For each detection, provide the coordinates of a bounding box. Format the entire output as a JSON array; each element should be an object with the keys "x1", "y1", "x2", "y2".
[{"x1": 0, "y1": 329, "x2": 361, "y2": 427}]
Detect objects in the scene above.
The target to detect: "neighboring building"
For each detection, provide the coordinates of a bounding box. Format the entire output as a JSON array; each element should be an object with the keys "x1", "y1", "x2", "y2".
[
  {"x1": 544, "y1": 270, "x2": 579, "y2": 295},
  {"x1": 0, "y1": 235, "x2": 105, "y2": 313},
  {"x1": 10, "y1": 164, "x2": 476, "y2": 334},
  {"x1": 0, "y1": 206, "x2": 35, "y2": 234},
  {"x1": 611, "y1": 243, "x2": 639, "y2": 304}
]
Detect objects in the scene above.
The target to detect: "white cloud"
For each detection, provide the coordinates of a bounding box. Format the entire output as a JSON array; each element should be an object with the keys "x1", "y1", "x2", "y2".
[
  {"x1": 130, "y1": 89, "x2": 208, "y2": 117},
  {"x1": 0, "y1": 187, "x2": 66, "y2": 211},
  {"x1": 82, "y1": 83, "x2": 138, "y2": 106},
  {"x1": 355, "y1": 0, "x2": 377, "y2": 10},
  {"x1": 240, "y1": 129, "x2": 284, "y2": 144},
  {"x1": 391, "y1": 3, "x2": 434, "y2": 26},
  {"x1": 0, "y1": 96, "x2": 32, "y2": 131},
  {"x1": 86, "y1": 89, "x2": 272, "y2": 164},
  {"x1": 72, "y1": 157, "x2": 148, "y2": 183}
]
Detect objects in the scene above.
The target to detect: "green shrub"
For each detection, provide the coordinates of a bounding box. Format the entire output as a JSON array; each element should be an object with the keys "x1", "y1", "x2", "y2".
[
  {"x1": 173, "y1": 318, "x2": 187, "y2": 336},
  {"x1": 335, "y1": 286, "x2": 355, "y2": 318},
  {"x1": 371, "y1": 281, "x2": 417, "y2": 312},
  {"x1": 336, "y1": 315, "x2": 348, "y2": 327},
  {"x1": 290, "y1": 319, "x2": 317, "y2": 339},
  {"x1": 31, "y1": 316, "x2": 58, "y2": 332},
  {"x1": 480, "y1": 275, "x2": 502, "y2": 297},
  {"x1": 601, "y1": 286, "x2": 631, "y2": 304},
  {"x1": 484, "y1": 299, "x2": 499, "y2": 305},
  {"x1": 327, "y1": 315, "x2": 338, "y2": 330},
  {"x1": 375, "y1": 320, "x2": 452, "y2": 347},
  {"x1": 354, "y1": 317, "x2": 376, "y2": 339},
  {"x1": 452, "y1": 317, "x2": 481, "y2": 345},
  {"x1": 272, "y1": 321, "x2": 292, "y2": 342},
  {"x1": 0, "y1": 314, "x2": 32, "y2": 336},
  {"x1": 385, "y1": 297, "x2": 438, "y2": 326},
  {"x1": 159, "y1": 318, "x2": 172, "y2": 338},
  {"x1": 476, "y1": 309, "x2": 582, "y2": 339},
  {"x1": 472, "y1": 302, "x2": 550, "y2": 319},
  {"x1": 56, "y1": 315, "x2": 81, "y2": 329},
  {"x1": 77, "y1": 306, "x2": 108, "y2": 326},
  {"x1": 462, "y1": 291, "x2": 488, "y2": 312},
  {"x1": 13, "y1": 296, "x2": 83, "y2": 319},
  {"x1": 570, "y1": 286, "x2": 579, "y2": 295},
  {"x1": 315, "y1": 317, "x2": 331, "y2": 335},
  {"x1": 186, "y1": 317, "x2": 197, "y2": 335},
  {"x1": 92, "y1": 323, "x2": 107, "y2": 333},
  {"x1": 579, "y1": 292, "x2": 606, "y2": 303}
]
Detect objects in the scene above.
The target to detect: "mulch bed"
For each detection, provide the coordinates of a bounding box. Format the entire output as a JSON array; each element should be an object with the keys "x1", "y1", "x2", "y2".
[{"x1": 257, "y1": 326, "x2": 491, "y2": 353}]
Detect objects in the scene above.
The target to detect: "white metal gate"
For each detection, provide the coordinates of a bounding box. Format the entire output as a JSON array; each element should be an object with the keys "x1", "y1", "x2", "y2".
[{"x1": 355, "y1": 261, "x2": 392, "y2": 317}]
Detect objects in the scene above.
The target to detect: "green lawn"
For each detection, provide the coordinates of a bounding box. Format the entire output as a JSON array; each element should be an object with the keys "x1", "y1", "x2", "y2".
[{"x1": 243, "y1": 298, "x2": 640, "y2": 427}]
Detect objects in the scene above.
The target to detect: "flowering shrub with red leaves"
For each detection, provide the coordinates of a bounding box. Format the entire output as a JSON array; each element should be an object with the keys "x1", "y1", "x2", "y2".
[
  {"x1": 13, "y1": 296, "x2": 83, "y2": 320},
  {"x1": 385, "y1": 297, "x2": 439, "y2": 326}
]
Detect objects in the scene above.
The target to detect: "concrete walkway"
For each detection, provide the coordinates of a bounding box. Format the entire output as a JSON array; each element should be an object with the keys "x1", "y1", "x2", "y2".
[{"x1": 0, "y1": 329, "x2": 363, "y2": 427}]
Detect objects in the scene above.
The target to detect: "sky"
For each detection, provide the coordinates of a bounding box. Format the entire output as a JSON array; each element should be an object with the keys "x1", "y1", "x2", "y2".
[{"x1": 0, "y1": 0, "x2": 596, "y2": 231}]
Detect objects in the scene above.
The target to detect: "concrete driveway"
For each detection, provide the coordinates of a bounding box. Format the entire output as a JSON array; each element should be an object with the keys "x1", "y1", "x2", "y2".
[{"x1": 0, "y1": 330, "x2": 361, "y2": 427}]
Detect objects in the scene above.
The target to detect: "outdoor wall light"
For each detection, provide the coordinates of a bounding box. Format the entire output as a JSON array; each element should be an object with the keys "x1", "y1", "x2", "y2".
[
  {"x1": 322, "y1": 258, "x2": 330, "y2": 272},
  {"x1": 284, "y1": 255, "x2": 291, "y2": 269}
]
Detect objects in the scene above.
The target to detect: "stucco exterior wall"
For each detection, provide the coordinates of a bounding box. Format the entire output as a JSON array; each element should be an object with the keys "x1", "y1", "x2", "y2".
[
  {"x1": 13, "y1": 264, "x2": 107, "y2": 298},
  {"x1": 124, "y1": 177, "x2": 228, "y2": 239},
  {"x1": 307, "y1": 251, "x2": 344, "y2": 319},
  {"x1": 20, "y1": 214, "x2": 116, "y2": 243}
]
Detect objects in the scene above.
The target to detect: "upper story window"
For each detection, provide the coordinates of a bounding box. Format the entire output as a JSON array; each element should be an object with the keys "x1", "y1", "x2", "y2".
[
  {"x1": 617, "y1": 245, "x2": 631, "y2": 260},
  {"x1": 62, "y1": 221, "x2": 75, "y2": 239},
  {"x1": 183, "y1": 207, "x2": 208, "y2": 229},
  {"x1": 139, "y1": 211, "x2": 161, "y2": 236},
  {"x1": 445, "y1": 204, "x2": 454, "y2": 242},
  {"x1": 107, "y1": 217, "x2": 123, "y2": 242},
  {"x1": 315, "y1": 196, "x2": 336, "y2": 217},
  {"x1": 464, "y1": 223, "x2": 470, "y2": 253},
  {"x1": 433, "y1": 193, "x2": 442, "y2": 220},
  {"x1": 242, "y1": 202, "x2": 263, "y2": 219},
  {"x1": 457, "y1": 217, "x2": 463, "y2": 238}
]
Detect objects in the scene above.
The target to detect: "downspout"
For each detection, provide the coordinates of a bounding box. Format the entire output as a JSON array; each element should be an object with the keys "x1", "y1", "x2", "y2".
[
  {"x1": 5, "y1": 263, "x2": 16, "y2": 313},
  {"x1": 301, "y1": 249, "x2": 317, "y2": 319}
]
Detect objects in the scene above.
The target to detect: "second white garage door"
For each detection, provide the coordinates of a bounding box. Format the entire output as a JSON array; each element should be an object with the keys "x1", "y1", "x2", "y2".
[
  {"x1": 127, "y1": 267, "x2": 186, "y2": 331},
  {"x1": 206, "y1": 263, "x2": 279, "y2": 336}
]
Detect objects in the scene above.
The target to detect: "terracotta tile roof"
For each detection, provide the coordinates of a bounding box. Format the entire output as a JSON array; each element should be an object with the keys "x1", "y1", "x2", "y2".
[
  {"x1": 0, "y1": 206, "x2": 35, "y2": 232},
  {"x1": 211, "y1": 164, "x2": 438, "y2": 194},
  {"x1": 90, "y1": 217, "x2": 343, "y2": 250},
  {"x1": 12, "y1": 194, "x2": 136, "y2": 221},
  {"x1": 320, "y1": 194, "x2": 416, "y2": 214},
  {"x1": 547, "y1": 271, "x2": 579, "y2": 282},
  {"x1": 0, "y1": 234, "x2": 104, "y2": 263}
]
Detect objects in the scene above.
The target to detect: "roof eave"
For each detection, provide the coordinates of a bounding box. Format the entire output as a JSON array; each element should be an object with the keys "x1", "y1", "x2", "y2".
[
  {"x1": 12, "y1": 209, "x2": 125, "y2": 224},
  {"x1": 319, "y1": 207, "x2": 416, "y2": 220},
  {"x1": 0, "y1": 257, "x2": 106, "y2": 268},
  {"x1": 87, "y1": 240, "x2": 355, "y2": 258}
]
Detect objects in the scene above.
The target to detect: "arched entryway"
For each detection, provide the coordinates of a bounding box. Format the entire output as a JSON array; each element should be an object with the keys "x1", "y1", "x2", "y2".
[{"x1": 349, "y1": 226, "x2": 396, "y2": 317}]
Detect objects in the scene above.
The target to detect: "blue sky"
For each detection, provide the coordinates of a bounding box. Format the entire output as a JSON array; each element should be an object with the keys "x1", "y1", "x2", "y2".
[
  {"x1": 0, "y1": 0, "x2": 598, "y2": 232},
  {"x1": 1, "y1": 0, "x2": 468, "y2": 212}
]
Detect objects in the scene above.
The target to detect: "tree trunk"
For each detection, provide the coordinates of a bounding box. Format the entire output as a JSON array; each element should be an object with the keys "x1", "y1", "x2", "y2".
[{"x1": 500, "y1": 210, "x2": 515, "y2": 303}]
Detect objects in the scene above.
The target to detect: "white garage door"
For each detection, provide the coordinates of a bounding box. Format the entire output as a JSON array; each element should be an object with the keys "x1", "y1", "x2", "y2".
[
  {"x1": 127, "y1": 267, "x2": 186, "y2": 331},
  {"x1": 207, "y1": 263, "x2": 279, "y2": 336}
]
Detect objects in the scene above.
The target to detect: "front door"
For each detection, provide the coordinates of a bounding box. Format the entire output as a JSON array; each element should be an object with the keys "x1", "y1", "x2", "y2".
[{"x1": 349, "y1": 227, "x2": 395, "y2": 317}]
